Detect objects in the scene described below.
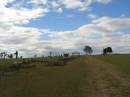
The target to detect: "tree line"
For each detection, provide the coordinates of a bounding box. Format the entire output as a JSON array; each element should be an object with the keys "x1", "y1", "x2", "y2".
[
  {"x1": 0, "y1": 51, "x2": 19, "y2": 59},
  {"x1": 0, "y1": 46, "x2": 113, "y2": 60},
  {"x1": 83, "y1": 46, "x2": 113, "y2": 55}
]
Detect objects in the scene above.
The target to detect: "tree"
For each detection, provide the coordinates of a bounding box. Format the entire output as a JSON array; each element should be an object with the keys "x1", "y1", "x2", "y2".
[
  {"x1": 0, "y1": 52, "x2": 9, "y2": 59},
  {"x1": 107, "y1": 47, "x2": 113, "y2": 53},
  {"x1": 3, "y1": 52, "x2": 7, "y2": 60},
  {"x1": 0, "y1": 52, "x2": 3, "y2": 59},
  {"x1": 103, "y1": 47, "x2": 113, "y2": 55},
  {"x1": 83, "y1": 46, "x2": 93, "y2": 55},
  {"x1": 8, "y1": 54, "x2": 13, "y2": 59},
  {"x1": 103, "y1": 48, "x2": 107, "y2": 55},
  {"x1": 14, "y1": 51, "x2": 18, "y2": 59}
]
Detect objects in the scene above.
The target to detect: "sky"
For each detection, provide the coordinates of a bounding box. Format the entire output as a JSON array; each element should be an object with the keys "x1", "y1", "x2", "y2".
[{"x1": 0, "y1": 0, "x2": 130, "y2": 57}]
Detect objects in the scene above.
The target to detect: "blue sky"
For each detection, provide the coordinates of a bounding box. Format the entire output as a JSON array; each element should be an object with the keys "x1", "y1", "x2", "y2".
[
  {"x1": 24, "y1": 9, "x2": 91, "y2": 31},
  {"x1": 0, "y1": 0, "x2": 130, "y2": 57},
  {"x1": 24, "y1": 0, "x2": 130, "y2": 31}
]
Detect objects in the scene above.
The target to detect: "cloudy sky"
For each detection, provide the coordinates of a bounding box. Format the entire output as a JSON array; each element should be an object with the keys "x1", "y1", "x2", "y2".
[{"x1": 0, "y1": 0, "x2": 130, "y2": 57}]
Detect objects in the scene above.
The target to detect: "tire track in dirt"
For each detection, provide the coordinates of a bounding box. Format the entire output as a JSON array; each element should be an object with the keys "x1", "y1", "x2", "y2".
[{"x1": 81, "y1": 57, "x2": 130, "y2": 97}]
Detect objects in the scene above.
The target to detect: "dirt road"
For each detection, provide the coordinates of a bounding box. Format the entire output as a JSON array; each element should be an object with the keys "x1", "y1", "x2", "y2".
[{"x1": 82, "y1": 57, "x2": 130, "y2": 97}]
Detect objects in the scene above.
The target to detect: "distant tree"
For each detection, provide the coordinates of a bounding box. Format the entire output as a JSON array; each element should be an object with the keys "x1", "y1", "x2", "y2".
[
  {"x1": 107, "y1": 47, "x2": 113, "y2": 53},
  {"x1": 103, "y1": 48, "x2": 107, "y2": 55},
  {"x1": 3, "y1": 52, "x2": 7, "y2": 60},
  {"x1": 8, "y1": 54, "x2": 13, "y2": 59},
  {"x1": 0, "y1": 52, "x2": 3, "y2": 59},
  {"x1": 103, "y1": 49, "x2": 106, "y2": 55},
  {"x1": 14, "y1": 51, "x2": 18, "y2": 59},
  {"x1": 103, "y1": 47, "x2": 113, "y2": 55},
  {"x1": 0, "y1": 52, "x2": 7, "y2": 59},
  {"x1": 83, "y1": 46, "x2": 93, "y2": 55}
]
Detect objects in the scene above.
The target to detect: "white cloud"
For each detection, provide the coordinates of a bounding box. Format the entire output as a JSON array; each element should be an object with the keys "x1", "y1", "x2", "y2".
[
  {"x1": 0, "y1": 0, "x2": 112, "y2": 26},
  {"x1": 0, "y1": 0, "x2": 130, "y2": 57},
  {"x1": 62, "y1": 0, "x2": 112, "y2": 11},
  {"x1": 63, "y1": 0, "x2": 84, "y2": 9},
  {"x1": 67, "y1": 14, "x2": 74, "y2": 18},
  {"x1": 0, "y1": 0, "x2": 15, "y2": 7},
  {"x1": 93, "y1": 17, "x2": 130, "y2": 31},
  {"x1": 88, "y1": 13, "x2": 98, "y2": 19},
  {"x1": 1, "y1": 16, "x2": 130, "y2": 56},
  {"x1": 42, "y1": 17, "x2": 130, "y2": 54},
  {"x1": 28, "y1": 0, "x2": 112, "y2": 12},
  {"x1": 0, "y1": 5, "x2": 48, "y2": 25},
  {"x1": 97, "y1": 0, "x2": 112, "y2": 4},
  {"x1": 56, "y1": 8, "x2": 63, "y2": 13},
  {"x1": 30, "y1": 0, "x2": 48, "y2": 5}
]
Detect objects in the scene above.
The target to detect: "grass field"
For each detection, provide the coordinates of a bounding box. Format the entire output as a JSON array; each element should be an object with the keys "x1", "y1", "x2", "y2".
[
  {"x1": 95, "y1": 54, "x2": 130, "y2": 75},
  {"x1": 0, "y1": 54, "x2": 130, "y2": 97}
]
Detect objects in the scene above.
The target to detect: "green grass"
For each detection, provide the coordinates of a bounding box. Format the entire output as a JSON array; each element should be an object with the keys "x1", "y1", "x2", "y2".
[
  {"x1": 0, "y1": 58, "x2": 24, "y2": 70},
  {"x1": 0, "y1": 59, "x2": 15, "y2": 70},
  {"x1": 0, "y1": 57, "x2": 87, "y2": 97},
  {"x1": 0, "y1": 59, "x2": 14, "y2": 65},
  {"x1": 94, "y1": 54, "x2": 130, "y2": 75}
]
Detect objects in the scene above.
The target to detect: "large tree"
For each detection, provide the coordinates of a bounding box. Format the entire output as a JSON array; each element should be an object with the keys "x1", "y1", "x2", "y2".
[
  {"x1": 107, "y1": 47, "x2": 113, "y2": 53},
  {"x1": 83, "y1": 46, "x2": 93, "y2": 55},
  {"x1": 103, "y1": 47, "x2": 113, "y2": 55}
]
